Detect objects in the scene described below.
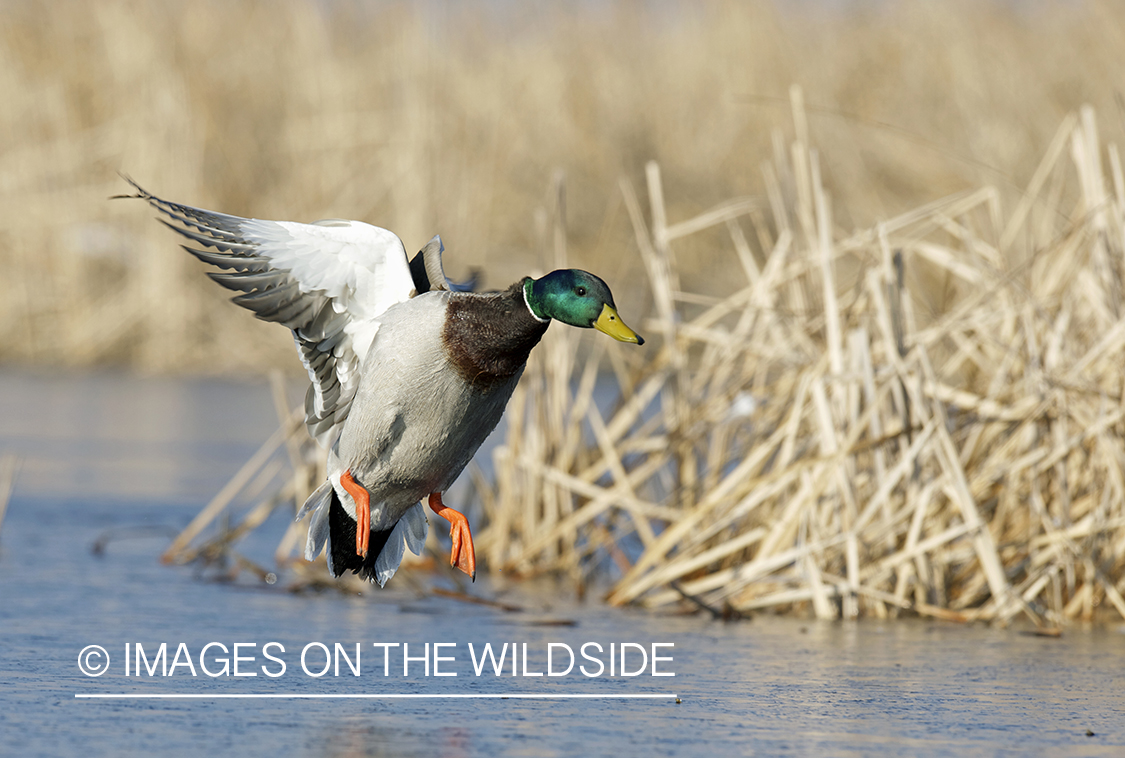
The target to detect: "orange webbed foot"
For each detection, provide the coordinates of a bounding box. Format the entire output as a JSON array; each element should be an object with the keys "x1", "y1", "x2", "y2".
[
  {"x1": 340, "y1": 469, "x2": 370, "y2": 558},
  {"x1": 428, "y1": 492, "x2": 476, "y2": 581}
]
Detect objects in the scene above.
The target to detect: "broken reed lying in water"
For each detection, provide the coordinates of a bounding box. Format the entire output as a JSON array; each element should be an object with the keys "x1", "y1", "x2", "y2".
[{"x1": 167, "y1": 94, "x2": 1125, "y2": 625}]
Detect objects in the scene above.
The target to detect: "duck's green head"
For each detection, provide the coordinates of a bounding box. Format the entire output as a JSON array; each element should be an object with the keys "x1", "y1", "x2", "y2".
[{"x1": 524, "y1": 269, "x2": 644, "y2": 345}]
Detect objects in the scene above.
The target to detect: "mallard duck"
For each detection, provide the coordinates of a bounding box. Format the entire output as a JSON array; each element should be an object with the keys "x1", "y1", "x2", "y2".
[{"x1": 122, "y1": 179, "x2": 643, "y2": 586}]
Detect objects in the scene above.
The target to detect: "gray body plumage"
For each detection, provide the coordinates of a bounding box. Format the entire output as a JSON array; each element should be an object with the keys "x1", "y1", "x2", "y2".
[
  {"x1": 331, "y1": 291, "x2": 521, "y2": 528},
  {"x1": 301, "y1": 290, "x2": 523, "y2": 585}
]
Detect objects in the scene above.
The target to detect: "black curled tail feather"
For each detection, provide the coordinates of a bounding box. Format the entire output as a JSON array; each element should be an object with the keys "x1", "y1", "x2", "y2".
[{"x1": 328, "y1": 491, "x2": 394, "y2": 583}]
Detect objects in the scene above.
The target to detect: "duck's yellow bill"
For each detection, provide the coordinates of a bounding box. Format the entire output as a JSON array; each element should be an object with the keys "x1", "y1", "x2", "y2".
[{"x1": 593, "y1": 304, "x2": 645, "y2": 345}]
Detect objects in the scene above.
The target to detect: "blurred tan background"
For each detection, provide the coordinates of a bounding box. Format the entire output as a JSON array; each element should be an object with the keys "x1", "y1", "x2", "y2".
[{"x1": 1, "y1": 0, "x2": 1122, "y2": 374}]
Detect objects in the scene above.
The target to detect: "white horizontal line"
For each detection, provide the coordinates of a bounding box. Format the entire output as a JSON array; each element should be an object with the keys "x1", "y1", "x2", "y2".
[{"x1": 76, "y1": 693, "x2": 677, "y2": 700}]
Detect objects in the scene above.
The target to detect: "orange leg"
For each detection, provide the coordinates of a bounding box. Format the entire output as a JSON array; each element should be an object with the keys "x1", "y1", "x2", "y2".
[
  {"x1": 428, "y1": 492, "x2": 476, "y2": 581},
  {"x1": 339, "y1": 470, "x2": 370, "y2": 558}
]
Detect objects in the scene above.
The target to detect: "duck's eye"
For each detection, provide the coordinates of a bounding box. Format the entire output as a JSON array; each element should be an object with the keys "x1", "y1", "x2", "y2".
[{"x1": 575, "y1": 286, "x2": 587, "y2": 297}]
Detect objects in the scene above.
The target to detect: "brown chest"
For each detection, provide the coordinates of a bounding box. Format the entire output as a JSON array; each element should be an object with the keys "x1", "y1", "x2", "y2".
[{"x1": 440, "y1": 290, "x2": 550, "y2": 390}]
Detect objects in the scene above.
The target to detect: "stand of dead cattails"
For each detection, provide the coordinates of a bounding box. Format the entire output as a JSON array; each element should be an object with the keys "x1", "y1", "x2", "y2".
[{"x1": 167, "y1": 94, "x2": 1125, "y2": 624}]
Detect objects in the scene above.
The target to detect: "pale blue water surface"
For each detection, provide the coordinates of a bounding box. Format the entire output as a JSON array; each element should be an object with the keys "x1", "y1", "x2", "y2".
[{"x1": 0, "y1": 370, "x2": 1122, "y2": 757}]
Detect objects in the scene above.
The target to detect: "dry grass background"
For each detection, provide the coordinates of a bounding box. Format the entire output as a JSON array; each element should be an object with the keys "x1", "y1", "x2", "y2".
[
  {"x1": 7, "y1": 1, "x2": 1125, "y2": 623},
  {"x1": 2, "y1": 0, "x2": 1123, "y2": 372}
]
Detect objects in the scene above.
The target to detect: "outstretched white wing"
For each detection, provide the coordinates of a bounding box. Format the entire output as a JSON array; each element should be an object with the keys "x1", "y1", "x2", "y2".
[{"x1": 126, "y1": 179, "x2": 416, "y2": 449}]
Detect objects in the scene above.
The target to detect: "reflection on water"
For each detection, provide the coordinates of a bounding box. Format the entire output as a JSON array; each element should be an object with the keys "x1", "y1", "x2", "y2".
[
  {"x1": 1, "y1": 371, "x2": 1124, "y2": 757},
  {"x1": 0, "y1": 370, "x2": 279, "y2": 500}
]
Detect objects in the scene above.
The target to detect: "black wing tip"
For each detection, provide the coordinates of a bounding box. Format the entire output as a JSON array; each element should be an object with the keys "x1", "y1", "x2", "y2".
[{"x1": 109, "y1": 173, "x2": 151, "y2": 201}]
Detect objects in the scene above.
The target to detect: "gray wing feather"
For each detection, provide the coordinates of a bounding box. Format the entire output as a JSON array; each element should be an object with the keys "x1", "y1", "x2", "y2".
[
  {"x1": 123, "y1": 176, "x2": 414, "y2": 449},
  {"x1": 206, "y1": 269, "x2": 291, "y2": 291},
  {"x1": 158, "y1": 217, "x2": 257, "y2": 253},
  {"x1": 184, "y1": 246, "x2": 272, "y2": 272}
]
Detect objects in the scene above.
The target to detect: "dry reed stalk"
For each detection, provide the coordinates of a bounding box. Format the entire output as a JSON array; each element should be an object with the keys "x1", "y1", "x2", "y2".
[
  {"x1": 4, "y1": 1, "x2": 1125, "y2": 375},
  {"x1": 480, "y1": 94, "x2": 1125, "y2": 625},
  {"x1": 161, "y1": 406, "x2": 303, "y2": 566},
  {"x1": 137, "y1": 61, "x2": 1125, "y2": 620}
]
